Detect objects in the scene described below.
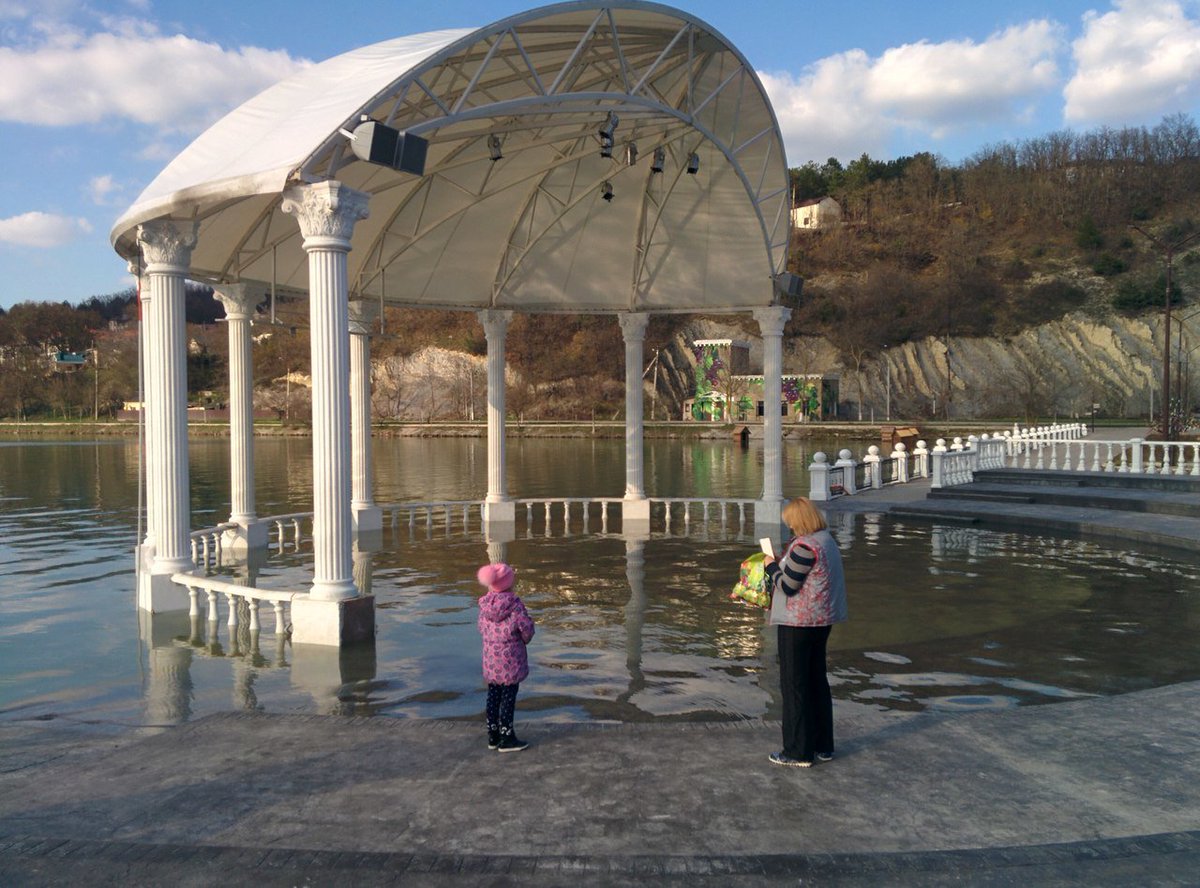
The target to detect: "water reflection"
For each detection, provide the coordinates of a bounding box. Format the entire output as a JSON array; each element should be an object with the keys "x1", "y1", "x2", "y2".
[{"x1": 3, "y1": 437, "x2": 1199, "y2": 728}]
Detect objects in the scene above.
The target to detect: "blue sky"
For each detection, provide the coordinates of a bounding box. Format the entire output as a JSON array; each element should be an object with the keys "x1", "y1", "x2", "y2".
[{"x1": 3, "y1": 0, "x2": 1200, "y2": 309}]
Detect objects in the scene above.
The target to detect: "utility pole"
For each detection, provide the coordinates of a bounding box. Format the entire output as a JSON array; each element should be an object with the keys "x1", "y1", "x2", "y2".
[
  {"x1": 1131, "y1": 225, "x2": 1200, "y2": 438},
  {"x1": 92, "y1": 340, "x2": 99, "y2": 422}
]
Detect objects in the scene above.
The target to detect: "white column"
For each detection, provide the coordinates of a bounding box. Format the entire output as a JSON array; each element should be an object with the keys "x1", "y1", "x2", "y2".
[
  {"x1": 348, "y1": 300, "x2": 382, "y2": 533},
  {"x1": 478, "y1": 309, "x2": 515, "y2": 526},
  {"x1": 133, "y1": 260, "x2": 155, "y2": 559},
  {"x1": 138, "y1": 219, "x2": 198, "y2": 576},
  {"x1": 753, "y1": 306, "x2": 792, "y2": 531},
  {"x1": 282, "y1": 181, "x2": 368, "y2": 602},
  {"x1": 213, "y1": 283, "x2": 267, "y2": 550},
  {"x1": 619, "y1": 312, "x2": 651, "y2": 527}
]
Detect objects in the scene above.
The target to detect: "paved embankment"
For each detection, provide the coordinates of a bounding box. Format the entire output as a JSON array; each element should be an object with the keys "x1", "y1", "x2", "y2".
[{"x1": 2, "y1": 678, "x2": 1200, "y2": 886}]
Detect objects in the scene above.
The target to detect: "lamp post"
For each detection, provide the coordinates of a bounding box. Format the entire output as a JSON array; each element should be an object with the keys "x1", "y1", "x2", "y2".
[
  {"x1": 1131, "y1": 225, "x2": 1200, "y2": 438},
  {"x1": 883, "y1": 344, "x2": 891, "y2": 421}
]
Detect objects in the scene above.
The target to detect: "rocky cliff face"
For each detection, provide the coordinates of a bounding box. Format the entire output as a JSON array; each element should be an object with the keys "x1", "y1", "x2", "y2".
[
  {"x1": 353, "y1": 311, "x2": 1178, "y2": 423},
  {"x1": 653, "y1": 312, "x2": 1173, "y2": 422}
]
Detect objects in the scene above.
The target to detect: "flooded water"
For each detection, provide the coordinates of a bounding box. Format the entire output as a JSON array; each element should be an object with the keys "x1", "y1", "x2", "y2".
[{"x1": 1, "y1": 436, "x2": 1198, "y2": 730}]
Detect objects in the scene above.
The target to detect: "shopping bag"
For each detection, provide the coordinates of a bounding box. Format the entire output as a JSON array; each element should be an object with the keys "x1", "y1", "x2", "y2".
[{"x1": 730, "y1": 552, "x2": 770, "y2": 608}]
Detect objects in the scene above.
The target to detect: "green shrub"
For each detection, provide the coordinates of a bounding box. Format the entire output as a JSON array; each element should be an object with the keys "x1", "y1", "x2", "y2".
[{"x1": 1092, "y1": 253, "x2": 1128, "y2": 276}]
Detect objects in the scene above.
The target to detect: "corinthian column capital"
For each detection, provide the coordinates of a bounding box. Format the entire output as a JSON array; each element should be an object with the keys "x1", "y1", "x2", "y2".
[
  {"x1": 618, "y1": 311, "x2": 650, "y2": 342},
  {"x1": 348, "y1": 299, "x2": 380, "y2": 336},
  {"x1": 281, "y1": 180, "x2": 370, "y2": 247},
  {"x1": 752, "y1": 306, "x2": 791, "y2": 338},
  {"x1": 213, "y1": 283, "x2": 267, "y2": 322},
  {"x1": 138, "y1": 219, "x2": 198, "y2": 273}
]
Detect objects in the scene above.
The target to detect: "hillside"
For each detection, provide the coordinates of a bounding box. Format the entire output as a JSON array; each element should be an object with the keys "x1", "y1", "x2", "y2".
[{"x1": 1, "y1": 115, "x2": 1198, "y2": 425}]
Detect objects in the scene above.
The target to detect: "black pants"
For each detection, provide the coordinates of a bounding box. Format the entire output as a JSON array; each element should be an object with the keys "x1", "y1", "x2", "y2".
[
  {"x1": 486, "y1": 683, "x2": 519, "y2": 735},
  {"x1": 777, "y1": 624, "x2": 833, "y2": 761}
]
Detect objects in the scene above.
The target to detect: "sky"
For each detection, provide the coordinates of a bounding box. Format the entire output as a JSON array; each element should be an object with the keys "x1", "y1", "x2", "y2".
[{"x1": 3, "y1": 0, "x2": 1200, "y2": 309}]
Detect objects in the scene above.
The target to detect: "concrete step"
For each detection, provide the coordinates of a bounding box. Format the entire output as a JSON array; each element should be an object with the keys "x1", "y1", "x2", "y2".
[
  {"x1": 930, "y1": 482, "x2": 1200, "y2": 519},
  {"x1": 978, "y1": 468, "x2": 1200, "y2": 494},
  {"x1": 891, "y1": 498, "x2": 1200, "y2": 555}
]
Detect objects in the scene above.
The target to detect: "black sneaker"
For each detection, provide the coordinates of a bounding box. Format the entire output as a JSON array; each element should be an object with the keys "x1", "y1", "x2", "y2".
[
  {"x1": 768, "y1": 751, "x2": 812, "y2": 768},
  {"x1": 488, "y1": 731, "x2": 500, "y2": 750},
  {"x1": 816, "y1": 751, "x2": 834, "y2": 762},
  {"x1": 496, "y1": 734, "x2": 529, "y2": 753}
]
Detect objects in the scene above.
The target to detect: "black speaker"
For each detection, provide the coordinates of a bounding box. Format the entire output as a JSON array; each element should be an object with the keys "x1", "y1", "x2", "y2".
[
  {"x1": 774, "y1": 272, "x2": 803, "y2": 300},
  {"x1": 349, "y1": 120, "x2": 428, "y2": 175}
]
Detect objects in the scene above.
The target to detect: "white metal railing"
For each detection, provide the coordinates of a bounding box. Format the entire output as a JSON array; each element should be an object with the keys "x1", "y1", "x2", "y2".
[{"x1": 171, "y1": 572, "x2": 305, "y2": 636}]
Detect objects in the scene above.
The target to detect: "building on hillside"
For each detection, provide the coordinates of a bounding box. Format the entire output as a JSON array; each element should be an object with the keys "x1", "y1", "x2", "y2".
[
  {"x1": 682, "y1": 339, "x2": 838, "y2": 422},
  {"x1": 790, "y1": 196, "x2": 841, "y2": 230}
]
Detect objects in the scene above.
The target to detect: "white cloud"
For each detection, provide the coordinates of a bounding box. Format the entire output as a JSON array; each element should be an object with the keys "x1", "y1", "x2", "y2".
[
  {"x1": 1065, "y1": 0, "x2": 1200, "y2": 124},
  {"x1": 761, "y1": 21, "x2": 1064, "y2": 165},
  {"x1": 0, "y1": 26, "x2": 309, "y2": 131},
  {"x1": 0, "y1": 211, "x2": 92, "y2": 247},
  {"x1": 87, "y1": 173, "x2": 117, "y2": 204}
]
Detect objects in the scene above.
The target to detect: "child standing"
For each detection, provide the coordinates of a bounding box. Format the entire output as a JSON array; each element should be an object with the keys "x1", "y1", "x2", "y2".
[{"x1": 476, "y1": 562, "x2": 535, "y2": 752}]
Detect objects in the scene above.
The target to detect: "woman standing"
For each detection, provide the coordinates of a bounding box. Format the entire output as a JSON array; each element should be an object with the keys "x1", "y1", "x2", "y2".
[{"x1": 763, "y1": 497, "x2": 848, "y2": 768}]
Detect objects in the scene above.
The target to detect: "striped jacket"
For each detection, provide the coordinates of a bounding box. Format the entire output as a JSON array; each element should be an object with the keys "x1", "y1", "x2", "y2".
[{"x1": 764, "y1": 529, "x2": 848, "y2": 627}]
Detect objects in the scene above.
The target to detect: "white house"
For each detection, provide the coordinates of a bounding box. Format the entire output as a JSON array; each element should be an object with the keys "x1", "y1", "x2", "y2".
[{"x1": 790, "y1": 196, "x2": 841, "y2": 230}]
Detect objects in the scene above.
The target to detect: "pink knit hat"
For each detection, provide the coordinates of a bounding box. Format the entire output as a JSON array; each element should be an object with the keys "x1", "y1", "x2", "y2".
[{"x1": 476, "y1": 562, "x2": 515, "y2": 593}]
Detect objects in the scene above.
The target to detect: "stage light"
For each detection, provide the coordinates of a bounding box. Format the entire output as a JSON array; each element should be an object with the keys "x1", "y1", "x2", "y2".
[
  {"x1": 625, "y1": 142, "x2": 638, "y2": 166},
  {"x1": 651, "y1": 147, "x2": 665, "y2": 173},
  {"x1": 599, "y1": 111, "x2": 618, "y2": 158},
  {"x1": 488, "y1": 134, "x2": 503, "y2": 162},
  {"x1": 686, "y1": 151, "x2": 700, "y2": 174},
  {"x1": 601, "y1": 181, "x2": 614, "y2": 202}
]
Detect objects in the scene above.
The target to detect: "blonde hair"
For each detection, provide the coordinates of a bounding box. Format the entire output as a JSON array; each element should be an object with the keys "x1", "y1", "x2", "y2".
[{"x1": 782, "y1": 496, "x2": 827, "y2": 536}]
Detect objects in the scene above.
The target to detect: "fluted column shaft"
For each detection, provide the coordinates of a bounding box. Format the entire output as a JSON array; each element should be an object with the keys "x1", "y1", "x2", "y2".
[
  {"x1": 282, "y1": 181, "x2": 369, "y2": 601},
  {"x1": 753, "y1": 307, "x2": 792, "y2": 504},
  {"x1": 214, "y1": 284, "x2": 264, "y2": 525},
  {"x1": 133, "y1": 261, "x2": 156, "y2": 553},
  {"x1": 348, "y1": 300, "x2": 380, "y2": 518},
  {"x1": 478, "y1": 310, "x2": 513, "y2": 504},
  {"x1": 619, "y1": 313, "x2": 650, "y2": 499},
  {"x1": 139, "y1": 220, "x2": 197, "y2": 574}
]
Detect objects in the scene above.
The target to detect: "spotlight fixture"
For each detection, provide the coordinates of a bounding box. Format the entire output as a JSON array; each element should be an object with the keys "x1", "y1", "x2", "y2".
[
  {"x1": 686, "y1": 151, "x2": 700, "y2": 175},
  {"x1": 601, "y1": 180, "x2": 614, "y2": 202},
  {"x1": 625, "y1": 141, "x2": 638, "y2": 166},
  {"x1": 598, "y1": 111, "x2": 619, "y2": 158},
  {"x1": 488, "y1": 134, "x2": 503, "y2": 162},
  {"x1": 651, "y1": 146, "x2": 665, "y2": 173}
]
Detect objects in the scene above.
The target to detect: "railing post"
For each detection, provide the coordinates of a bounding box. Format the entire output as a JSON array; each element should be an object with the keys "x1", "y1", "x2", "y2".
[
  {"x1": 891, "y1": 442, "x2": 909, "y2": 483},
  {"x1": 835, "y1": 449, "x2": 858, "y2": 495},
  {"x1": 913, "y1": 440, "x2": 929, "y2": 478},
  {"x1": 863, "y1": 445, "x2": 882, "y2": 489},
  {"x1": 809, "y1": 452, "x2": 831, "y2": 501},
  {"x1": 931, "y1": 438, "x2": 947, "y2": 489},
  {"x1": 1131, "y1": 438, "x2": 1144, "y2": 474}
]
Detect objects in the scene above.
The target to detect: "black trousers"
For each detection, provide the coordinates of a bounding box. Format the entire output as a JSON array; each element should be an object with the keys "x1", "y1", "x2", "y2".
[
  {"x1": 777, "y1": 624, "x2": 833, "y2": 761},
  {"x1": 486, "y1": 683, "x2": 519, "y2": 734}
]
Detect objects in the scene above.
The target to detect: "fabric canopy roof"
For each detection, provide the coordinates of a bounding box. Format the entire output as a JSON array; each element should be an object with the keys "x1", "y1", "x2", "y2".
[{"x1": 111, "y1": 1, "x2": 791, "y2": 314}]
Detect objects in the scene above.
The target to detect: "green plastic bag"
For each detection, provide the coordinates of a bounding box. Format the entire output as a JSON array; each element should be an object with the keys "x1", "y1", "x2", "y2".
[{"x1": 730, "y1": 552, "x2": 771, "y2": 608}]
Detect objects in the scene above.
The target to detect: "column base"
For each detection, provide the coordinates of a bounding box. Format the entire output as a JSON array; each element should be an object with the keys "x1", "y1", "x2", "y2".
[
  {"x1": 484, "y1": 499, "x2": 516, "y2": 528},
  {"x1": 291, "y1": 595, "x2": 376, "y2": 647},
  {"x1": 352, "y1": 504, "x2": 383, "y2": 533},
  {"x1": 222, "y1": 520, "x2": 269, "y2": 552},
  {"x1": 622, "y1": 497, "x2": 651, "y2": 532},
  {"x1": 137, "y1": 570, "x2": 191, "y2": 613},
  {"x1": 754, "y1": 498, "x2": 785, "y2": 538}
]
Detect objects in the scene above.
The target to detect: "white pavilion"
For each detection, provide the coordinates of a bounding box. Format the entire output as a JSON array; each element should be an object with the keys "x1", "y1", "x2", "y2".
[{"x1": 110, "y1": 1, "x2": 795, "y2": 647}]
